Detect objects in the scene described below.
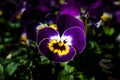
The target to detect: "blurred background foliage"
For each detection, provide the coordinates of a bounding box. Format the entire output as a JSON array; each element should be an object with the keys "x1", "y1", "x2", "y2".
[{"x1": 0, "y1": 0, "x2": 120, "y2": 80}]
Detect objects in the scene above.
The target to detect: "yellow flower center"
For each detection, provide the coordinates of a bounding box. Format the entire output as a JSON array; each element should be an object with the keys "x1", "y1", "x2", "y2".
[
  {"x1": 48, "y1": 40, "x2": 69, "y2": 56},
  {"x1": 0, "y1": 10, "x2": 3, "y2": 16},
  {"x1": 100, "y1": 13, "x2": 112, "y2": 22},
  {"x1": 20, "y1": 33, "x2": 28, "y2": 45}
]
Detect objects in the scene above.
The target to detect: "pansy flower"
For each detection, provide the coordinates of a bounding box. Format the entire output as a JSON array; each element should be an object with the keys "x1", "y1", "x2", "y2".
[
  {"x1": 24, "y1": 14, "x2": 86, "y2": 62},
  {"x1": 19, "y1": 0, "x2": 61, "y2": 35}
]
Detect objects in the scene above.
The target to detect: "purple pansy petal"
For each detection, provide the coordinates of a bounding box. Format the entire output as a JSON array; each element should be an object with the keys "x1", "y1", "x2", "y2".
[
  {"x1": 37, "y1": 27, "x2": 59, "y2": 43},
  {"x1": 115, "y1": 10, "x2": 120, "y2": 22},
  {"x1": 35, "y1": 0, "x2": 53, "y2": 12},
  {"x1": 56, "y1": 14, "x2": 84, "y2": 35},
  {"x1": 60, "y1": 0, "x2": 96, "y2": 17},
  {"x1": 61, "y1": 0, "x2": 81, "y2": 17},
  {"x1": 38, "y1": 39, "x2": 76, "y2": 62},
  {"x1": 25, "y1": 21, "x2": 41, "y2": 41},
  {"x1": 61, "y1": 7, "x2": 80, "y2": 17},
  {"x1": 89, "y1": 0, "x2": 102, "y2": 10},
  {"x1": 62, "y1": 27, "x2": 86, "y2": 54}
]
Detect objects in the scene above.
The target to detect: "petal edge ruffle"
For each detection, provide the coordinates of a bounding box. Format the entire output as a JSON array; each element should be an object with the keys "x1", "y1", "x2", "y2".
[
  {"x1": 56, "y1": 14, "x2": 84, "y2": 35},
  {"x1": 37, "y1": 27, "x2": 59, "y2": 43},
  {"x1": 62, "y1": 27, "x2": 86, "y2": 54}
]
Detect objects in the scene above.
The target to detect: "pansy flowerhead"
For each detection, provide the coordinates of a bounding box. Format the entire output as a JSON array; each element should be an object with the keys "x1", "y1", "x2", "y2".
[{"x1": 24, "y1": 14, "x2": 86, "y2": 62}]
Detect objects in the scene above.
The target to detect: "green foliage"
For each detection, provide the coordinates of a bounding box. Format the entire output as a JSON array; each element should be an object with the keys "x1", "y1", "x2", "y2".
[
  {"x1": 0, "y1": 64, "x2": 4, "y2": 74},
  {"x1": 78, "y1": 72, "x2": 87, "y2": 80},
  {"x1": 64, "y1": 65, "x2": 75, "y2": 73},
  {"x1": 103, "y1": 27, "x2": 115, "y2": 36},
  {"x1": 57, "y1": 70, "x2": 74, "y2": 80},
  {"x1": 39, "y1": 55, "x2": 50, "y2": 64},
  {"x1": 5, "y1": 62, "x2": 18, "y2": 75}
]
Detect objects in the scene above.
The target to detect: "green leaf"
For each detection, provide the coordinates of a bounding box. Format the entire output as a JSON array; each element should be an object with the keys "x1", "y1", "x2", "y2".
[
  {"x1": 0, "y1": 59, "x2": 11, "y2": 66},
  {"x1": 0, "y1": 18, "x2": 5, "y2": 23},
  {"x1": 0, "y1": 64, "x2": 4, "y2": 74},
  {"x1": 101, "y1": 68, "x2": 111, "y2": 73},
  {"x1": 60, "y1": 62, "x2": 68, "y2": 67},
  {"x1": 89, "y1": 41, "x2": 102, "y2": 54},
  {"x1": 78, "y1": 72, "x2": 87, "y2": 80},
  {"x1": 58, "y1": 74, "x2": 74, "y2": 80},
  {"x1": 90, "y1": 77, "x2": 95, "y2": 80},
  {"x1": 102, "y1": 43, "x2": 114, "y2": 49},
  {"x1": 64, "y1": 65, "x2": 74, "y2": 73},
  {"x1": 57, "y1": 70, "x2": 74, "y2": 80},
  {"x1": 0, "y1": 45, "x2": 4, "y2": 49},
  {"x1": 89, "y1": 41, "x2": 95, "y2": 49},
  {"x1": 104, "y1": 54, "x2": 113, "y2": 58},
  {"x1": 118, "y1": 52, "x2": 120, "y2": 58},
  {"x1": 103, "y1": 27, "x2": 115, "y2": 36},
  {"x1": 0, "y1": 75, "x2": 5, "y2": 80},
  {"x1": 7, "y1": 22, "x2": 20, "y2": 28},
  {"x1": 5, "y1": 62, "x2": 18, "y2": 75},
  {"x1": 108, "y1": 28, "x2": 115, "y2": 36},
  {"x1": 39, "y1": 55, "x2": 50, "y2": 64},
  {"x1": 19, "y1": 59, "x2": 27, "y2": 66}
]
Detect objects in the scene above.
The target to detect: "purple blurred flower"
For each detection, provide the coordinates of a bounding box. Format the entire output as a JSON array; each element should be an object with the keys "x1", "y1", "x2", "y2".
[
  {"x1": 0, "y1": 0, "x2": 16, "y2": 20},
  {"x1": 115, "y1": 10, "x2": 120, "y2": 22},
  {"x1": 10, "y1": 0, "x2": 28, "y2": 22},
  {"x1": 26, "y1": 0, "x2": 60, "y2": 12},
  {"x1": 60, "y1": 0, "x2": 81, "y2": 17},
  {"x1": 61, "y1": 0, "x2": 115, "y2": 21},
  {"x1": 20, "y1": 0, "x2": 61, "y2": 33},
  {"x1": 25, "y1": 14, "x2": 86, "y2": 62}
]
